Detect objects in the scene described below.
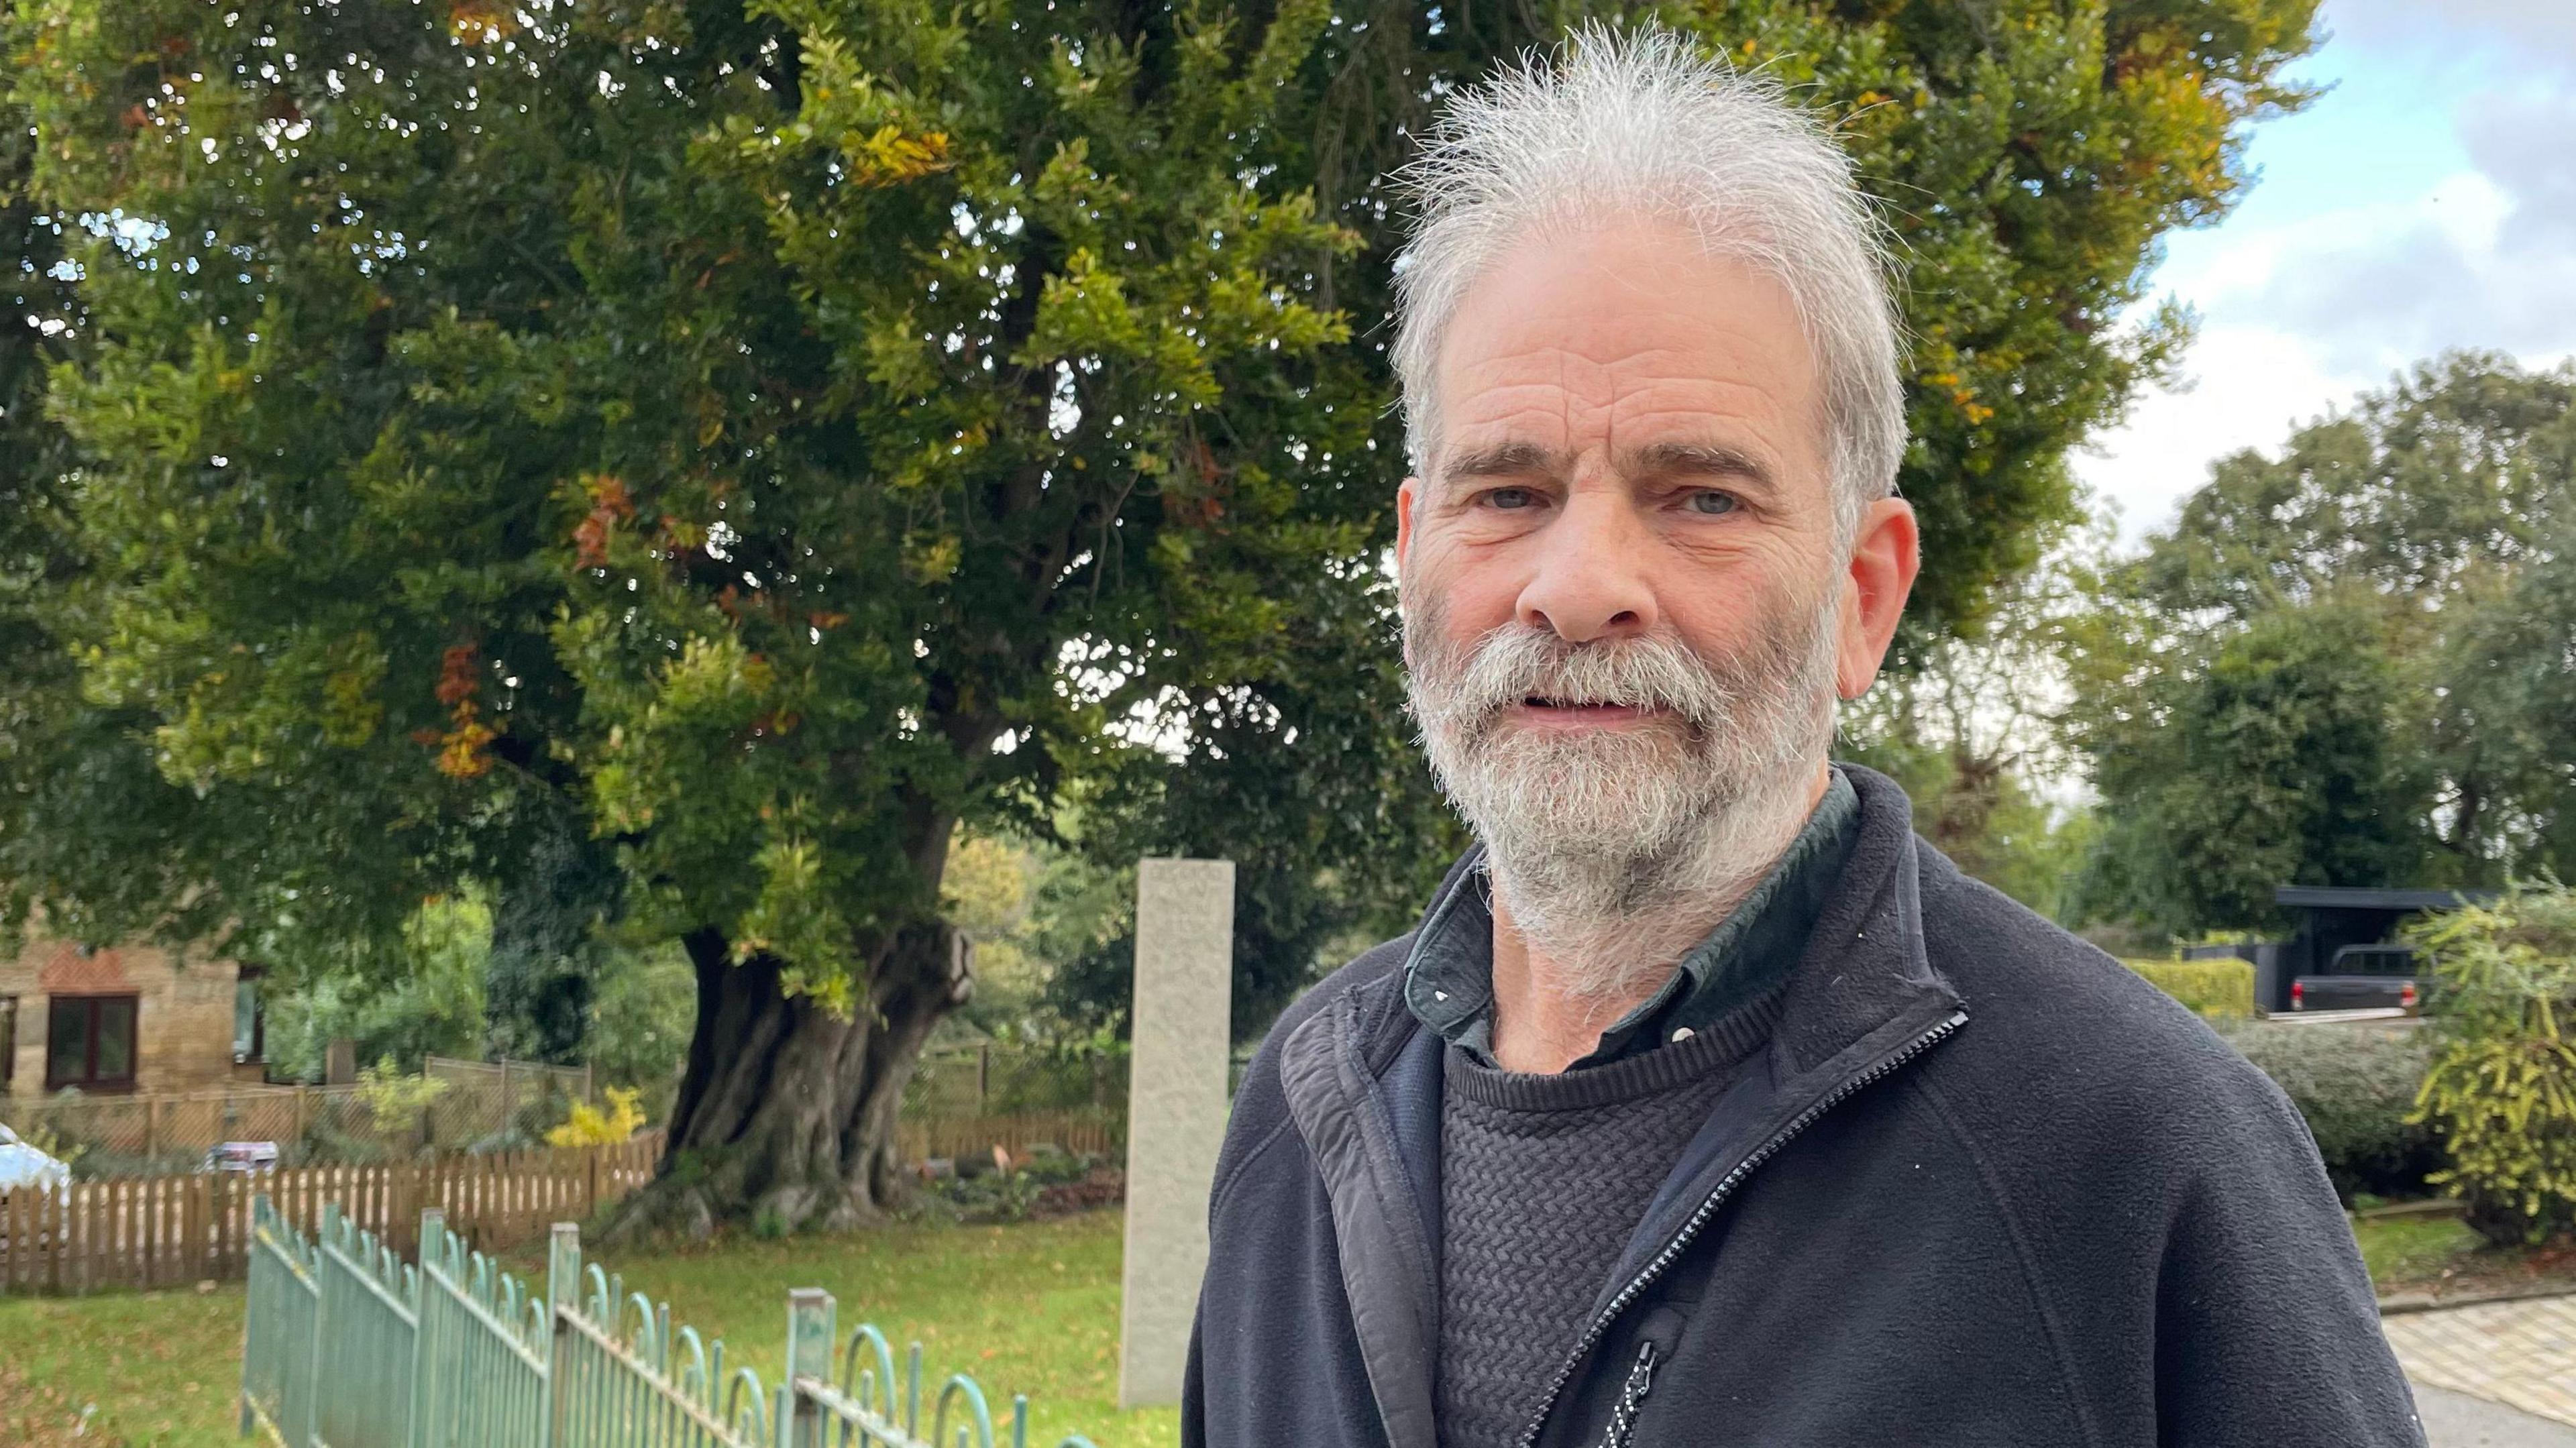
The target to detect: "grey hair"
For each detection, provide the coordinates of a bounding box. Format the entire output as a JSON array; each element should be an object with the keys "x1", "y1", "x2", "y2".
[{"x1": 1389, "y1": 23, "x2": 1907, "y2": 535}]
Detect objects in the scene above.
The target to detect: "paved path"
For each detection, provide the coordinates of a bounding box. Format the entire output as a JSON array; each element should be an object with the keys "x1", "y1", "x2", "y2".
[
  {"x1": 2417, "y1": 1383, "x2": 2576, "y2": 1447},
  {"x1": 2387, "y1": 1294, "x2": 2576, "y2": 1436}
]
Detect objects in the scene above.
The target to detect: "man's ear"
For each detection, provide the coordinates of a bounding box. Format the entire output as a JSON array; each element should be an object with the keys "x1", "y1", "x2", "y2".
[
  {"x1": 1396, "y1": 476, "x2": 1420, "y2": 574},
  {"x1": 1836, "y1": 496, "x2": 1919, "y2": 699}
]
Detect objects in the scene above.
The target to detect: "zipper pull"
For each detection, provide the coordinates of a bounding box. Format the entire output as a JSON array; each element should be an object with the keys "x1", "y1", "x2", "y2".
[{"x1": 1597, "y1": 1339, "x2": 1658, "y2": 1448}]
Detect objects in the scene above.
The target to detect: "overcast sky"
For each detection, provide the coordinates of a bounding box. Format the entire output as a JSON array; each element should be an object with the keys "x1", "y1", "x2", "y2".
[{"x1": 2074, "y1": 0, "x2": 2576, "y2": 547}]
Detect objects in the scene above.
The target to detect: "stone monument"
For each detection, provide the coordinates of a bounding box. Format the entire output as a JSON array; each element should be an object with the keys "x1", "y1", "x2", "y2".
[{"x1": 1118, "y1": 856, "x2": 1234, "y2": 1408}]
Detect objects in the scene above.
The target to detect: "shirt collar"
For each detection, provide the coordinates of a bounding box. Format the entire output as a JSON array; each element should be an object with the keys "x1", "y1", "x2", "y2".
[{"x1": 1401, "y1": 765, "x2": 1862, "y2": 1070}]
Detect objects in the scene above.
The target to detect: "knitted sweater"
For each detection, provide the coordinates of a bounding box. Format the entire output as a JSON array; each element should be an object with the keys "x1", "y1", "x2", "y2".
[{"x1": 1434, "y1": 993, "x2": 1782, "y2": 1448}]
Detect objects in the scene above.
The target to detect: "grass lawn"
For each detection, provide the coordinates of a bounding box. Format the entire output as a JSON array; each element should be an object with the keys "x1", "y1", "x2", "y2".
[
  {"x1": 555, "y1": 1210, "x2": 1174, "y2": 1448},
  {"x1": 0, "y1": 1282, "x2": 246, "y2": 1446},
  {"x1": 2352, "y1": 1208, "x2": 2576, "y2": 1302},
  {"x1": 0, "y1": 1208, "x2": 1177, "y2": 1448},
  {"x1": 2353, "y1": 1211, "x2": 2487, "y2": 1286}
]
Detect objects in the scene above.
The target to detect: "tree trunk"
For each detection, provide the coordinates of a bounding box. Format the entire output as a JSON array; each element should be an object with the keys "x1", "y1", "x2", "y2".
[{"x1": 601, "y1": 917, "x2": 971, "y2": 1241}]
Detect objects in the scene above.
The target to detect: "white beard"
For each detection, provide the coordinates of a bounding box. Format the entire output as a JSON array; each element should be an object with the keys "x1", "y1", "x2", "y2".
[{"x1": 1401, "y1": 582, "x2": 1843, "y2": 1003}]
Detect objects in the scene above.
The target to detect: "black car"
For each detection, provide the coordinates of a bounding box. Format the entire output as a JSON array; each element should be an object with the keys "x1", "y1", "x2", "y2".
[{"x1": 2289, "y1": 943, "x2": 2420, "y2": 1014}]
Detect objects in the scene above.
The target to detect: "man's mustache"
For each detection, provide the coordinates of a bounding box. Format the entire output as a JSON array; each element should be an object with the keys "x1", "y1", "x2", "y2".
[{"x1": 1428, "y1": 624, "x2": 1746, "y2": 734}]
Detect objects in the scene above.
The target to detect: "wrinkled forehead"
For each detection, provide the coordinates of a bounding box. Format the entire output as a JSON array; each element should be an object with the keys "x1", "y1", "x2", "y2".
[{"x1": 1426, "y1": 221, "x2": 1831, "y2": 495}]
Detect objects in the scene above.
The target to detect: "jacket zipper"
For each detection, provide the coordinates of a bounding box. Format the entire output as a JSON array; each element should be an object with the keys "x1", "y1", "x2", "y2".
[
  {"x1": 1596, "y1": 1339, "x2": 1658, "y2": 1448},
  {"x1": 1515, "y1": 1009, "x2": 1970, "y2": 1448}
]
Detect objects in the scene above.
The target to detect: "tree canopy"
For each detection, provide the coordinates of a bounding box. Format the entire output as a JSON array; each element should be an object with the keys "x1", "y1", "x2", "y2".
[
  {"x1": 5, "y1": 0, "x2": 2324, "y2": 1227},
  {"x1": 2070, "y1": 352, "x2": 2576, "y2": 934}
]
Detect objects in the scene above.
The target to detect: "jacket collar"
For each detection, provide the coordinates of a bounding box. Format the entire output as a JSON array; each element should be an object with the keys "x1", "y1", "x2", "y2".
[
  {"x1": 1336, "y1": 763, "x2": 1951, "y2": 1079},
  {"x1": 1397, "y1": 768, "x2": 1862, "y2": 1068},
  {"x1": 1762, "y1": 763, "x2": 1960, "y2": 1076}
]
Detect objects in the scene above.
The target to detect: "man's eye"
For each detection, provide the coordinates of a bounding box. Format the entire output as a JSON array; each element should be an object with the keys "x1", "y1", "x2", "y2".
[
  {"x1": 1685, "y1": 490, "x2": 1740, "y2": 516},
  {"x1": 1483, "y1": 487, "x2": 1539, "y2": 510}
]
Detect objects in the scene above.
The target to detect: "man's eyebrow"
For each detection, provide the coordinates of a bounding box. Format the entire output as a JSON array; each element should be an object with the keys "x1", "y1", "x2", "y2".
[
  {"x1": 1438, "y1": 441, "x2": 1561, "y2": 486},
  {"x1": 1625, "y1": 441, "x2": 1778, "y2": 493}
]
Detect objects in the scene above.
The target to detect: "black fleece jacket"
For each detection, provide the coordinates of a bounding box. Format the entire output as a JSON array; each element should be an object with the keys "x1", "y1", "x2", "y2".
[{"x1": 1182, "y1": 765, "x2": 2425, "y2": 1448}]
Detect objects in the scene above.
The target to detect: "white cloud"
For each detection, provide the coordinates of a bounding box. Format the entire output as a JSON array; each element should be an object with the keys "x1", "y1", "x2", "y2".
[
  {"x1": 2074, "y1": 14, "x2": 2576, "y2": 545},
  {"x1": 2200, "y1": 167, "x2": 2576, "y2": 376},
  {"x1": 2078, "y1": 325, "x2": 2366, "y2": 541},
  {"x1": 2322, "y1": 0, "x2": 2576, "y2": 60}
]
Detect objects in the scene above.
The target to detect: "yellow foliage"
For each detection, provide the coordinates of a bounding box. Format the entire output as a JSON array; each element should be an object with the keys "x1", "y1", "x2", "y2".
[
  {"x1": 356, "y1": 1057, "x2": 451, "y2": 1137},
  {"x1": 2405, "y1": 883, "x2": 2576, "y2": 1243},
  {"x1": 2416, "y1": 1033, "x2": 2576, "y2": 1234},
  {"x1": 2123, "y1": 958, "x2": 2255, "y2": 1020},
  {"x1": 839, "y1": 125, "x2": 953, "y2": 187},
  {"x1": 547, "y1": 1087, "x2": 646, "y2": 1148},
  {"x1": 904, "y1": 530, "x2": 964, "y2": 583},
  {"x1": 15, "y1": 1120, "x2": 87, "y2": 1171},
  {"x1": 435, "y1": 714, "x2": 497, "y2": 778}
]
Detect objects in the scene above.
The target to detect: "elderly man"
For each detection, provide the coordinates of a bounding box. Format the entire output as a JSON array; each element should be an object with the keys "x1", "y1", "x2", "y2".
[{"x1": 1181, "y1": 25, "x2": 2424, "y2": 1448}]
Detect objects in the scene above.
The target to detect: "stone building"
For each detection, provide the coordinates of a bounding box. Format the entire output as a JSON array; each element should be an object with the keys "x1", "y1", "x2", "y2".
[{"x1": 0, "y1": 936, "x2": 264, "y2": 1099}]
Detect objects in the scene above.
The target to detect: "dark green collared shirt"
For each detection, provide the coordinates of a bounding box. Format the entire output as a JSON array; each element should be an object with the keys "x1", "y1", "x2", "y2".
[{"x1": 1401, "y1": 766, "x2": 1862, "y2": 1070}]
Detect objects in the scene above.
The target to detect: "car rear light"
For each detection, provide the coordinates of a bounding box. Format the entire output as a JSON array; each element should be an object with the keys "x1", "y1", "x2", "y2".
[
  {"x1": 2290, "y1": 981, "x2": 2305, "y2": 1010},
  {"x1": 2400, "y1": 982, "x2": 2419, "y2": 1011}
]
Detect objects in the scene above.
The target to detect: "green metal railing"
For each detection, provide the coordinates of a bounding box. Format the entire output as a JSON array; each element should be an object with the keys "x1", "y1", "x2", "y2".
[
  {"x1": 241, "y1": 1196, "x2": 325, "y2": 1444},
  {"x1": 417, "y1": 1215, "x2": 551, "y2": 1445},
  {"x1": 316, "y1": 1210, "x2": 419, "y2": 1447},
  {"x1": 237, "y1": 1194, "x2": 1099, "y2": 1448},
  {"x1": 551, "y1": 1225, "x2": 771, "y2": 1447}
]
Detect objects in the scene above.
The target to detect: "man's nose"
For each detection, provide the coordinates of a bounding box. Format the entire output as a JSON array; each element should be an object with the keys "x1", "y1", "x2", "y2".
[{"x1": 1515, "y1": 490, "x2": 1658, "y2": 643}]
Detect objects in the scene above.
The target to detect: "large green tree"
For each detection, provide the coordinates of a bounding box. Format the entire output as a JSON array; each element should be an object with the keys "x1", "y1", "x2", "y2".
[
  {"x1": 8, "y1": 0, "x2": 2320, "y2": 1229},
  {"x1": 1051, "y1": 0, "x2": 2328, "y2": 1026},
  {"x1": 2, "y1": 46, "x2": 110, "y2": 946},
  {"x1": 2076, "y1": 598, "x2": 2427, "y2": 932},
  {"x1": 2070, "y1": 353, "x2": 2576, "y2": 934}
]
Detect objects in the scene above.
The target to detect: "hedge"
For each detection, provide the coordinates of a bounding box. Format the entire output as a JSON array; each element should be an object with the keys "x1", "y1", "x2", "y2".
[
  {"x1": 2215, "y1": 1019, "x2": 2439, "y2": 1203},
  {"x1": 2123, "y1": 958, "x2": 2255, "y2": 1021}
]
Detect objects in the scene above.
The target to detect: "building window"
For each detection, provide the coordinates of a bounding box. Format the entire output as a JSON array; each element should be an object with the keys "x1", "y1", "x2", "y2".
[
  {"x1": 46, "y1": 995, "x2": 138, "y2": 1093},
  {"x1": 233, "y1": 966, "x2": 266, "y2": 1066}
]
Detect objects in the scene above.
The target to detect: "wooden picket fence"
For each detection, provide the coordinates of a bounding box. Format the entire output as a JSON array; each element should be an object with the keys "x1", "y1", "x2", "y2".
[
  {"x1": 0, "y1": 1112, "x2": 1115, "y2": 1296},
  {"x1": 0, "y1": 1132, "x2": 659, "y2": 1296},
  {"x1": 896, "y1": 1107, "x2": 1121, "y2": 1166}
]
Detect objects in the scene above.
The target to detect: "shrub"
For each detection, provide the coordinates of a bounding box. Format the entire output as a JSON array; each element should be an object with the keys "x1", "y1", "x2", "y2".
[
  {"x1": 911, "y1": 1147, "x2": 1109, "y2": 1224},
  {"x1": 11, "y1": 1107, "x2": 88, "y2": 1164},
  {"x1": 2216, "y1": 1019, "x2": 2438, "y2": 1203},
  {"x1": 467, "y1": 1126, "x2": 541, "y2": 1156},
  {"x1": 545, "y1": 1087, "x2": 647, "y2": 1149},
  {"x1": 587, "y1": 940, "x2": 694, "y2": 1122},
  {"x1": 69, "y1": 1146, "x2": 204, "y2": 1179},
  {"x1": 290, "y1": 1119, "x2": 394, "y2": 1168},
  {"x1": 355, "y1": 1057, "x2": 451, "y2": 1139},
  {"x1": 2125, "y1": 958, "x2": 2255, "y2": 1021},
  {"x1": 262, "y1": 895, "x2": 490, "y2": 1082},
  {"x1": 988, "y1": 1038, "x2": 1125, "y2": 1114},
  {"x1": 2408, "y1": 882, "x2": 2576, "y2": 1245}
]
